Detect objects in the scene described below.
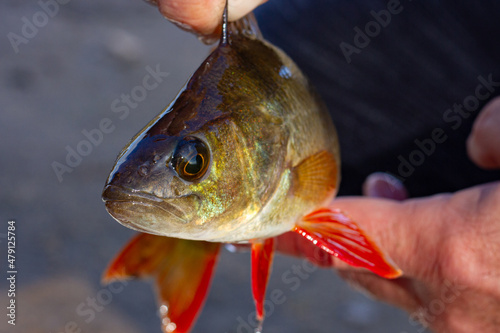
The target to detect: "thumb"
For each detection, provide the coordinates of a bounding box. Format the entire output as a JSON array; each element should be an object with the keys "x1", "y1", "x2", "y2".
[
  {"x1": 332, "y1": 193, "x2": 449, "y2": 278},
  {"x1": 330, "y1": 194, "x2": 448, "y2": 311}
]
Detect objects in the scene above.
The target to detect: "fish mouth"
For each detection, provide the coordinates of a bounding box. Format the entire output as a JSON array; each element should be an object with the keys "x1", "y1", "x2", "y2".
[{"x1": 102, "y1": 185, "x2": 196, "y2": 235}]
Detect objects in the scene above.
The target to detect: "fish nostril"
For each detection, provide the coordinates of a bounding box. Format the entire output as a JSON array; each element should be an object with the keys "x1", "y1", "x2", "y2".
[{"x1": 138, "y1": 165, "x2": 149, "y2": 177}]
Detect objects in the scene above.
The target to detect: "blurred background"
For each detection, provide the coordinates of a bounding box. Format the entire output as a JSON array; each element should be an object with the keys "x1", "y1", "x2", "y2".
[{"x1": 1, "y1": 0, "x2": 499, "y2": 333}]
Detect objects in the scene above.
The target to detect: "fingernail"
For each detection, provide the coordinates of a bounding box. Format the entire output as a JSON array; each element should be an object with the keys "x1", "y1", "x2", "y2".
[{"x1": 363, "y1": 172, "x2": 408, "y2": 201}]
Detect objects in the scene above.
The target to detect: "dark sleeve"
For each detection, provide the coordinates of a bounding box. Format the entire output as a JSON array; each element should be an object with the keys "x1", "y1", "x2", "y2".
[{"x1": 256, "y1": 0, "x2": 500, "y2": 196}]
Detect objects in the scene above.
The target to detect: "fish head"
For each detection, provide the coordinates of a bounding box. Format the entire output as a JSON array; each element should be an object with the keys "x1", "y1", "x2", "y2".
[{"x1": 102, "y1": 41, "x2": 288, "y2": 241}]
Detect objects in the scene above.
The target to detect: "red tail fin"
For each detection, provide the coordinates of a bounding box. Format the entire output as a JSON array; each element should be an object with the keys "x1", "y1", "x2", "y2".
[
  {"x1": 251, "y1": 238, "x2": 275, "y2": 325},
  {"x1": 103, "y1": 233, "x2": 220, "y2": 333},
  {"x1": 295, "y1": 208, "x2": 402, "y2": 279}
]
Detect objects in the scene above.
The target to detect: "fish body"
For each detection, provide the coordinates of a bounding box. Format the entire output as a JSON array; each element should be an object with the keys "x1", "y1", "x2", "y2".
[{"x1": 103, "y1": 8, "x2": 401, "y2": 333}]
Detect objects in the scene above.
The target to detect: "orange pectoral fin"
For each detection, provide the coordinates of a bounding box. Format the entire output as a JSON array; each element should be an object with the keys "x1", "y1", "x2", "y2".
[
  {"x1": 103, "y1": 233, "x2": 220, "y2": 333},
  {"x1": 291, "y1": 150, "x2": 339, "y2": 203},
  {"x1": 294, "y1": 208, "x2": 402, "y2": 279},
  {"x1": 251, "y1": 238, "x2": 275, "y2": 325}
]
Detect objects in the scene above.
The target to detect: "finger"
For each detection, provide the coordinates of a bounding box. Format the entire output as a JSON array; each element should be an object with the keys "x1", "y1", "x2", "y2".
[
  {"x1": 363, "y1": 172, "x2": 408, "y2": 200},
  {"x1": 338, "y1": 271, "x2": 422, "y2": 312},
  {"x1": 467, "y1": 97, "x2": 500, "y2": 169},
  {"x1": 154, "y1": 0, "x2": 266, "y2": 40}
]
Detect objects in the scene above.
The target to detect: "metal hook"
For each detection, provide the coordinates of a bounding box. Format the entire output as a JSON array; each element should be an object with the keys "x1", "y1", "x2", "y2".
[{"x1": 220, "y1": 0, "x2": 229, "y2": 45}]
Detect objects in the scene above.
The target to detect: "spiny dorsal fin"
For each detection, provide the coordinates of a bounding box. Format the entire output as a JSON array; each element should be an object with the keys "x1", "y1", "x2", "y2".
[
  {"x1": 291, "y1": 150, "x2": 339, "y2": 203},
  {"x1": 220, "y1": 1, "x2": 262, "y2": 46}
]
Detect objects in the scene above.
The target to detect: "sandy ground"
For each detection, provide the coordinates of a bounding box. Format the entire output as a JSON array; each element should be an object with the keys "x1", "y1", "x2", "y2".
[{"x1": 0, "y1": 1, "x2": 465, "y2": 332}]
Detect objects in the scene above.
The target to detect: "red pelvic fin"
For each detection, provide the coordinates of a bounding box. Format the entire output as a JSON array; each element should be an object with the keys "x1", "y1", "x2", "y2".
[
  {"x1": 251, "y1": 238, "x2": 275, "y2": 324},
  {"x1": 103, "y1": 233, "x2": 220, "y2": 333},
  {"x1": 294, "y1": 208, "x2": 402, "y2": 279}
]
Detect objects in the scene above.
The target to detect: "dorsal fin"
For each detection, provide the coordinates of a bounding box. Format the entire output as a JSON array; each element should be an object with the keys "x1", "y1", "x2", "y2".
[{"x1": 220, "y1": 1, "x2": 262, "y2": 46}]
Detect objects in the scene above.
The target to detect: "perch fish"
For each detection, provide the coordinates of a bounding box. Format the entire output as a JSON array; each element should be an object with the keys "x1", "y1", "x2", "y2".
[{"x1": 102, "y1": 6, "x2": 402, "y2": 333}]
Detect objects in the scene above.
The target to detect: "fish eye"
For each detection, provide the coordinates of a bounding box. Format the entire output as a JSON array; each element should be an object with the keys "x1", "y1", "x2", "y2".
[{"x1": 171, "y1": 137, "x2": 210, "y2": 182}]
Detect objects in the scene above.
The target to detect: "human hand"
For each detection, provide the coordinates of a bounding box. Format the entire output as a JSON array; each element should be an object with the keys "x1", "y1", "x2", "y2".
[
  {"x1": 276, "y1": 97, "x2": 500, "y2": 333},
  {"x1": 145, "y1": 0, "x2": 267, "y2": 43}
]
